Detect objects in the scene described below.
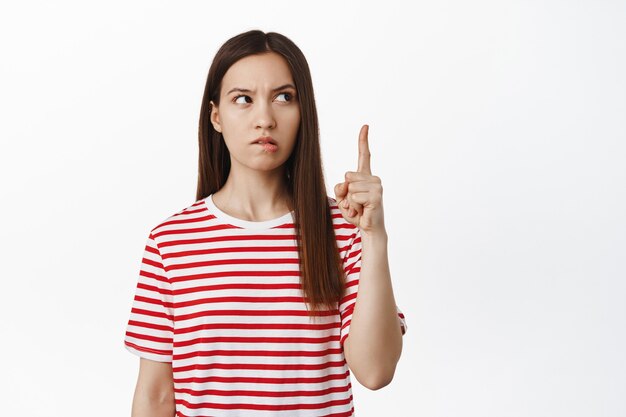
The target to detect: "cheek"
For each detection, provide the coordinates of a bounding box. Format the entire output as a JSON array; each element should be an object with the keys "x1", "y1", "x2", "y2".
[
  {"x1": 218, "y1": 116, "x2": 241, "y2": 146},
  {"x1": 220, "y1": 112, "x2": 245, "y2": 137},
  {"x1": 287, "y1": 108, "x2": 301, "y2": 132},
  {"x1": 220, "y1": 109, "x2": 239, "y2": 128}
]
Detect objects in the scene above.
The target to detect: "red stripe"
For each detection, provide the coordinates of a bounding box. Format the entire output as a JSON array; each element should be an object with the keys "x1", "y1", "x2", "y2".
[
  {"x1": 344, "y1": 259, "x2": 361, "y2": 274},
  {"x1": 176, "y1": 395, "x2": 352, "y2": 411},
  {"x1": 344, "y1": 280, "x2": 358, "y2": 289},
  {"x1": 174, "y1": 348, "x2": 343, "y2": 361},
  {"x1": 153, "y1": 220, "x2": 236, "y2": 237},
  {"x1": 341, "y1": 319, "x2": 352, "y2": 332},
  {"x1": 124, "y1": 340, "x2": 172, "y2": 356},
  {"x1": 173, "y1": 295, "x2": 306, "y2": 309},
  {"x1": 130, "y1": 307, "x2": 173, "y2": 321},
  {"x1": 340, "y1": 293, "x2": 357, "y2": 308},
  {"x1": 172, "y1": 282, "x2": 302, "y2": 296},
  {"x1": 168, "y1": 257, "x2": 300, "y2": 271},
  {"x1": 141, "y1": 256, "x2": 164, "y2": 270},
  {"x1": 321, "y1": 407, "x2": 355, "y2": 417},
  {"x1": 128, "y1": 320, "x2": 173, "y2": 332},
  {"x1": 173, "y1": 335, "x2": 339, "y2": 348},
  {"x1": 137, "y1": 282, "x2": 173, "y2": 296},
  {"x1": 174, "y1": 309, "x2": 336, "y2": 322},
  {"x1": 176, "y1": 410, "x2": 354, "y2": 417},
  {"x1": 175, "y1": 383, "x2": 351, "y2": 398},
  {"x1": 126, "y1": 331, "x2": 172, "y2": 344},
  {"x1": 170, "y1": 269, "x2": 302, "y2": 285},
  {"x1": 159, "y1": 233, "x2": 298, "y2": 249},
  {"x1": 174, "y1": 371, "x2": 349, "y2": 385},
  {"x1": 138, "y1": 268, "x2": 167, "y2": 282},
  {"x1": 134, "y1": 295, "x2": 173, "y2": 309},
  {"x1": 166, "y1": 245, "x2": 298, "y2": 261},
  {"x1": 174, "y1": 321, "x2": 339, "y2": 335},
  {"x1": 153, "y1": 212, "x2": 214, "y2": 229},
  {"x1": 172, "y1": 360, "x2": 346, "y2": 373}
]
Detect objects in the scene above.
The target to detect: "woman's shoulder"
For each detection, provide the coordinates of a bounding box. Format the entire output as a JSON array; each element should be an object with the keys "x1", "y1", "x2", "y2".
[{"x1": 147, "y1": 197, "x2": 209, "y2": 237}]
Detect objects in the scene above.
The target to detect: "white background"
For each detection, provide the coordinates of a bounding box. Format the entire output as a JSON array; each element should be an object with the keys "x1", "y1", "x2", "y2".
[{"x1": 1, "y1": 0, "x2": 625, "y2": 416}]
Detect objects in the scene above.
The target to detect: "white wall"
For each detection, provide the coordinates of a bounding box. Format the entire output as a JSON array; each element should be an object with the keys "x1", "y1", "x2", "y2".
[{"x1": 1, "y1": 0, "x2": 624, "y2": 416}]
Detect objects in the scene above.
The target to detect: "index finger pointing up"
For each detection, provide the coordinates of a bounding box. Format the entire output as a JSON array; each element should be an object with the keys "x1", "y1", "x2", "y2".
[{"x1": 357, "y1": 124, "x2": 371, "y2": 174}]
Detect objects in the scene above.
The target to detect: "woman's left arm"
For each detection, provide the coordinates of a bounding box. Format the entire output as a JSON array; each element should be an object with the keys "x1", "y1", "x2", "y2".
[{"x1": 334, "y1": 124, "x2": 404, "y2": 390}]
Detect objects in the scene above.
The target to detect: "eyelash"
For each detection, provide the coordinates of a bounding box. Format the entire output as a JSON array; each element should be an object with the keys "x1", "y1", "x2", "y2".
[{"x1": 233, "y1": 92, "x2": 294, "y2": 104}]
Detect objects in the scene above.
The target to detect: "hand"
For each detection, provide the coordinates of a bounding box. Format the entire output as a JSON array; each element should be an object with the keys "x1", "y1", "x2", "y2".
[{"x1": 334, "y1": 124, "x2": 386, "y2": 234}]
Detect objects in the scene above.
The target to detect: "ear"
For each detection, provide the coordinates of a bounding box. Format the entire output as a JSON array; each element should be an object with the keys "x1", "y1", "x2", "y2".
[{"x1": 209, "y1": 100, "x2": 222, "y2": 133}]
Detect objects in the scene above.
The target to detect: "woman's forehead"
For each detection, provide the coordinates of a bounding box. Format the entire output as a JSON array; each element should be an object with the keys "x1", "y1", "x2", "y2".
[{"x1": 221, "y1": 52, "x2": 295, "y2": 94}]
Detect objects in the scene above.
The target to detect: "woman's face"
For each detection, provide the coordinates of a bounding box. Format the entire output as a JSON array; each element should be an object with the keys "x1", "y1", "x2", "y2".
[{"x1": 210, "y1": 52, "x2": 300, "y2": 175}]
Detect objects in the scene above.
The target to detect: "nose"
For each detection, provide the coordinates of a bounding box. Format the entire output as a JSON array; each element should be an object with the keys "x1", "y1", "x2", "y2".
[{"x1": 255, "y1": 102, "x2": 276, "y2": 130}]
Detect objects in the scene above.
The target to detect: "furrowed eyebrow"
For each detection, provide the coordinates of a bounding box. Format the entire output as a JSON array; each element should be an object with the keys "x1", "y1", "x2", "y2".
[{"x1": 226, "y1": 84, "x2": 296, "y2": 95}]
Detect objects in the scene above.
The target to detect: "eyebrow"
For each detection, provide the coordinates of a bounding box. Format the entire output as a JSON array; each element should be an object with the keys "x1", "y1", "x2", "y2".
[{"x1": 226, "y1": 84, "x2": 297, "y2": 95}]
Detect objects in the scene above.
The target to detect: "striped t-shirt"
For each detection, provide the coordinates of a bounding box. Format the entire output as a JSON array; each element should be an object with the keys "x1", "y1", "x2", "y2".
[{"x1": 124, "y1": 194, "x2": 407, "y2": 417}]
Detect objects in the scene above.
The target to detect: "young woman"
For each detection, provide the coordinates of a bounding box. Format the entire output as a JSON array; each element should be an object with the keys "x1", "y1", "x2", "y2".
[{"x1": 124, "y1": 29, "x2": 407, "y2": 417}]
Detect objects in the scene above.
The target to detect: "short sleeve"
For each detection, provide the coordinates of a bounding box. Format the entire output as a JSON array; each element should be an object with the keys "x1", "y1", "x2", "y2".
[
  {"x1": 123, "y1": 232, "x2": 174, "y2": 362},
  {"x1": 338, "y1": 227, "x2": 408, "y2": 348}
]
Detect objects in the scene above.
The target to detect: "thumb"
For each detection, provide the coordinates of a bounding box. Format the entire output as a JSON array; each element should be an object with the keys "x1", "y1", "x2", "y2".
[{"x1": 334, "y1": 182, "x2": 347, "y2": 201}]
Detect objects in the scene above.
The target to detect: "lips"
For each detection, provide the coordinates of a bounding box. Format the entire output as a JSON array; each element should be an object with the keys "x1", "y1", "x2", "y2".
[{"x1": 252, "y1": 136, "x2": 277, "y2": 145}]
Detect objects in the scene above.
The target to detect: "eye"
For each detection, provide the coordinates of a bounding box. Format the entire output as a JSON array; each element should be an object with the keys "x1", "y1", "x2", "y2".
[
  {"x1": 234, "y1": 95, "x2": 252, "y2": 104},
  {"x1": 275, "y1": 92, "x2": 294, "y2": 102}
]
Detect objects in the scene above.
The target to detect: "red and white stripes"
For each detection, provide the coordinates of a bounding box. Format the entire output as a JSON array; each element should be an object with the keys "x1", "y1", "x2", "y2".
[{"x1": 124, "y1": 195, "x2": 407, "y2": 417}]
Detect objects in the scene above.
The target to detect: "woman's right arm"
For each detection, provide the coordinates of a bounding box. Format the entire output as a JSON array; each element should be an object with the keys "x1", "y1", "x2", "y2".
[{"x1": 131, "y1": 358, "x2": 176, "y2": 417}]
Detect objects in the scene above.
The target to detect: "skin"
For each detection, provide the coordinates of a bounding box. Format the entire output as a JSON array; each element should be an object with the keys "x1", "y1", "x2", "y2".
[
  {"x1": 209, "y1": 51, "x2": 301, "y2": 220},
  {"x1": 131, "y1": 358, "x2": 175, "y2": 416}
]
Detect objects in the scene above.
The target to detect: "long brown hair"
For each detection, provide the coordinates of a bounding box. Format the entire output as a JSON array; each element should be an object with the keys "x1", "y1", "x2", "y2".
[{"x1": 195, "y1": 29, "x2": 346, "y2": 315}]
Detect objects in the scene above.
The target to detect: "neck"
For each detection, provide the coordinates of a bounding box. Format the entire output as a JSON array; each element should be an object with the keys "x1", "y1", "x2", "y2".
[{"x1": 212, "y1": 165, "x2": 292, "y2": 222}]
